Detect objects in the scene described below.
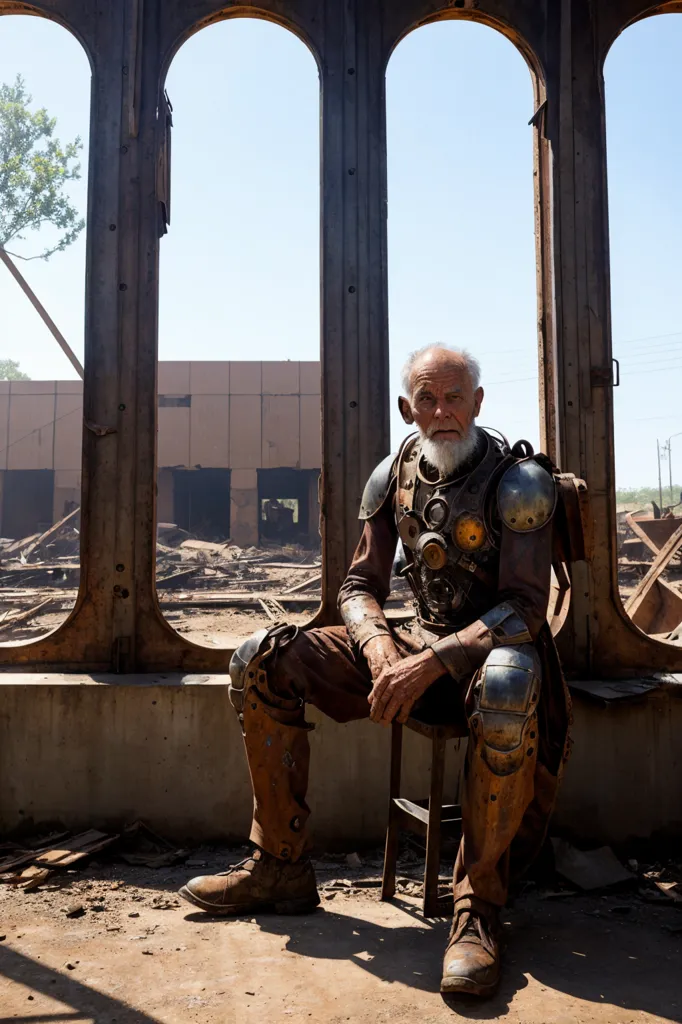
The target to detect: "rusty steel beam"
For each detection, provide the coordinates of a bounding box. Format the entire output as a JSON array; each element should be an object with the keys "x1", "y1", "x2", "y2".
[{"x1": 0, "y1": 248, "x2": 84, "y2": 379}]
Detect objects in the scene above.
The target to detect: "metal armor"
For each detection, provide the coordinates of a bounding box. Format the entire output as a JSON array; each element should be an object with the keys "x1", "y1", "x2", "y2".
[{"x1": 394, "y1": 429, "x2": 514, "y2": 627}]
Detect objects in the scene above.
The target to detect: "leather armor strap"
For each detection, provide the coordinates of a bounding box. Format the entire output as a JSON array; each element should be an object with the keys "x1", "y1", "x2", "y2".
[{"x1": 430, "y1": 601, "x2": 533, "y2": 680}]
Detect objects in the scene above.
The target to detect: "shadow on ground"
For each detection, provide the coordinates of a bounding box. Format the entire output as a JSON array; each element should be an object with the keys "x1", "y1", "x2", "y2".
[
  {"x1": 0, "y1": 942, "x2": 162, "y2": 1024},
  {"x1": 194, "y1": 892, "x2": 680, "y2": 1022}
]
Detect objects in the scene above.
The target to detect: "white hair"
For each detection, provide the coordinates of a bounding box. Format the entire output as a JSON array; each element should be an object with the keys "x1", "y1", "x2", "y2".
[{"x1": 400, "y1": 345, "x2": 481, "y2": 397}]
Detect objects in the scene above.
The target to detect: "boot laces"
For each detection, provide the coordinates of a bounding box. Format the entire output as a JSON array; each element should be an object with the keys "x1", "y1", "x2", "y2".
[
  {"x1": 451, "y1": 909, "x2": 497, "y2": 958},
  {"x1": 216, "y1": 849, "x2": 262, "y2": 877}
]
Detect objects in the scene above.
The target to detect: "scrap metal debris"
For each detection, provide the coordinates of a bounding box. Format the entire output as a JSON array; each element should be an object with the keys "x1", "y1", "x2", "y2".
[
  {"x1": 552, "y1": 840, "x2": 636, "y2": 891},
  {"x1": 0, "y1": 822, "x2": 187, "y2": 891},
  {"x1": 618, "y1": 506, "x2": 682, "y2": 640}
]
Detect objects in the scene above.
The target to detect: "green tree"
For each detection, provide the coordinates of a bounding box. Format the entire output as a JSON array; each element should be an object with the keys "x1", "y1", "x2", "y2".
[
  {"x1": 0, "y1": 359, "x2": 30, "y2": 380},
  {"x1": 0, "y1": 74, "x2": 84, "y2": 261}
]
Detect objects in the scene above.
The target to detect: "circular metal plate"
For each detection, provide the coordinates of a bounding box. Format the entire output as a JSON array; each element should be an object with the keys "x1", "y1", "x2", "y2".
[
  {"x1": 423, "y1": 496, "x2": 449, "y2": 530},
  {"x1": 398, "y1": 513, "x2": 421, "y2": 549},
  {"x1": 452, "y1": 514, "x2": 486, "y2": 551},
  {"x1": 422, "y1": 541, "x2": 448, "y2": 570}
]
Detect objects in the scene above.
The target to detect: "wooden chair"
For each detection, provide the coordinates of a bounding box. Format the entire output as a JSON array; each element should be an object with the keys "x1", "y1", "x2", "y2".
[{"x1": 381, "y1": 717, "x2": 465, "y2": 917}]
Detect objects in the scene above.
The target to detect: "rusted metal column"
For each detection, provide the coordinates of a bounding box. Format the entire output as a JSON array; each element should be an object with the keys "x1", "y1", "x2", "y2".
[
  {"x1": 317, "y1": 0, "x2": 390, "y2": 622},
  {"x1": 0, "y1": 0, "x2": 127, "y2": 668},
  {"x1": 548, "y1": 0, "x2": 682, "y2": 674}
]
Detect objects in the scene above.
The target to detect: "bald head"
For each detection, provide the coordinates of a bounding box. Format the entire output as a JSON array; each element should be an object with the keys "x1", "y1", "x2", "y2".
[
  {"x1": 398, "y1": 345, "x2": 484, "y2": 475},
  {"x1": 401, "y1": 345, "x2": 480, "y2": 398}
]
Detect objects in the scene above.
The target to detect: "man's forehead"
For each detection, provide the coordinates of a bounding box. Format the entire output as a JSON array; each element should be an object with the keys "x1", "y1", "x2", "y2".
[{"x1": 411, "y1": 356, "x2": 471, "y2": 391}]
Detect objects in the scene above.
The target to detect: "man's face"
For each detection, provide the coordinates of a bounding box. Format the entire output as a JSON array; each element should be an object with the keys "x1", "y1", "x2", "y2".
[{"x1": 398, "y1": 350, "x2": 484, "y2": 441}]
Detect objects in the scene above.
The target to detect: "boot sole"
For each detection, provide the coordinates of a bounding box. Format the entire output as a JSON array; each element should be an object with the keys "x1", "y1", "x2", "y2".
[
  {"x1": 440, "y1": 974, "x2": 499, "y2": 997},
  {"x1": 178, "y1": 885, "x2": 320, "y2": 916}
]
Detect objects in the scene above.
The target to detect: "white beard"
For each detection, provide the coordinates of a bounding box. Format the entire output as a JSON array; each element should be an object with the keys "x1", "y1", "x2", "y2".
[{"x1": 419, "y1": 425, "x2": 480, "y2": 479}]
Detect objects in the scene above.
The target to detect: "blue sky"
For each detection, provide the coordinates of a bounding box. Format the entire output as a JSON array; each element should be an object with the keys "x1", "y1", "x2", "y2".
[{"x1": 0, "y1": 13, "x2": 680, "y2": 488}]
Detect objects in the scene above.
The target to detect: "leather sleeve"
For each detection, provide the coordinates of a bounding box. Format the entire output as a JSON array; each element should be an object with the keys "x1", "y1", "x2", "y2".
[
  {"x1": 431, "y1": 520, "x2": 553, "y2": 679},
  {"x1": 497, "y1": 518, "x2": 553, "y2": 640},
  {"x1": 338, "y1": 498, "x2": 398, "y2": 650}
]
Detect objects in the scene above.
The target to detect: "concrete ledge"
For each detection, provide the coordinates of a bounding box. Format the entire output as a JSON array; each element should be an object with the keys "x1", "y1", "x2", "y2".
[
  {"x1": 0, "y1": 673, "x2": 464, "y2": 845},
  {"x1": 0, "y1": 673, "x2": 680, "y2": 844}
]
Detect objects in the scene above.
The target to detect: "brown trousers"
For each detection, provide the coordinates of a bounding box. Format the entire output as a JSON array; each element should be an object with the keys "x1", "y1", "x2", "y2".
[{"x1": 238, "y1": 623, "x2": 555, "y2": 909}]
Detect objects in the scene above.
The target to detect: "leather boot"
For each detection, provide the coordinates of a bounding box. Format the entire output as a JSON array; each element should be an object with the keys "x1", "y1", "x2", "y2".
[
  {"x1": 178, "y1": 848, "x2": 320, "y2": 915},
  {"x1": 441, "y1": 899, "x2": 501, "y2": 996}
]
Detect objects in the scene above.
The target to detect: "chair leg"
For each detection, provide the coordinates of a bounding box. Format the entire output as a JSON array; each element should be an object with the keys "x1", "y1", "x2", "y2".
[
  {"x1": 381, "y1": 721, "x2": 403, "y2": 901},
  {"x1": 423, "y1": 732, "x2": 446, "y2": 917}
]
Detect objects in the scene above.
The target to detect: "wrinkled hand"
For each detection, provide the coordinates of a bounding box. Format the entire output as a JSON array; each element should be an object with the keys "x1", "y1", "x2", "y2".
[
  {"x1": 368, "y1": 649, "x2": 444, "y2": 726},
  {"x1": 363, "y1": 634, "x2": 401, "y2": 683}
]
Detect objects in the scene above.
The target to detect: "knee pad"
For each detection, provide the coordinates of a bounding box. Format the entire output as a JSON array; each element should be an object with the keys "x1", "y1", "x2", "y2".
[
  {"x1": 228, "y1": 623, "x2": 299, "y2": 715},
  {"x1": 469, "y1": 644, "x2": 541, "y2": 776}
]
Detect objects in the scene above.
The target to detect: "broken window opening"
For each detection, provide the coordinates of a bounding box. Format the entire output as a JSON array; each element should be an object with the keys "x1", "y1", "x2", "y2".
[
  {"x1": 605, "y1": 13, "x2": 682, "y2": 646},
  {"x1": 156, "y1": 17, "x2": 321, "y2": 650},
  {"x1": 0, "y1": 16, "x2": 90, "y2": 645}
]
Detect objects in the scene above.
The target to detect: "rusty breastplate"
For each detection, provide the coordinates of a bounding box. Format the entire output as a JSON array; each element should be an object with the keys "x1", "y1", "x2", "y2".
[{"x1": 395, "y1": 431, "x2": 513, "y2": 627}]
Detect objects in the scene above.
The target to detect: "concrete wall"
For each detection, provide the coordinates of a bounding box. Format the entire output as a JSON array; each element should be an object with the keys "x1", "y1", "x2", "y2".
[
  {"x1": 0, "y1": 676, "x2": 680, "y2": 846},
  {"x1": 0, "y1": 362, "x2": 321, "y2": 544},
  {"x1": 0, "y1": 675, "x2": 464, "y2": 846},
  {"x1": 0, "y1": 380, "x2": 83, "y2": 524}
]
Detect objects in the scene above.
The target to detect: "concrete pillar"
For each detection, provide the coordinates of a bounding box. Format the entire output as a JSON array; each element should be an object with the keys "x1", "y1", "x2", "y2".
[{"x1": 230, "y1": 469, "x2": 259, "y2": 549}]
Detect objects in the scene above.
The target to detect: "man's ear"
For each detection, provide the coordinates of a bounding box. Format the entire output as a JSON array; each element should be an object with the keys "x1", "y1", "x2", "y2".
[
  {"x1": 473, "y1": 387, "x2": 484, "y2": 418},
  {"x1": 398, "y1": 395, "x2": 414, "y2": 425}
]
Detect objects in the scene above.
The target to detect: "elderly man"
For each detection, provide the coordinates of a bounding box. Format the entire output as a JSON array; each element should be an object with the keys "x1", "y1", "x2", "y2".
[{"x1": 179, "y1": 345, "x2": 571, "y2": 997}]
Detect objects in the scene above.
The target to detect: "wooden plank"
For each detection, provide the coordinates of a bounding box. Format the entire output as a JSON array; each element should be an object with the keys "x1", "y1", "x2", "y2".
[
  {"x1": 282, "y1": 572, "x2": 322, "y2": 594},
  {"x1": 625, "y1": 522, "x2": 682, "y2": 621},
  {"x1": 22, "y1": 506, "x2": 81, "y2": 560},
  {"x1": 625, "y1": 513, "x2": 660, "y2": 557},
  {"x1": 0, "y1": 248, "x2": 84, "y2": 378},
  {"x1": 0, "y1": 597, "x2": 55, "y2": 635}
]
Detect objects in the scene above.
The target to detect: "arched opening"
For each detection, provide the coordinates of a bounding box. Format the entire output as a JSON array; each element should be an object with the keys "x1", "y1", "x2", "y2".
[
  {"x1": 605, "y1": 13, "x2": 682, "y2": 644},
  {"x1": 386, "y1": 19, "x2": 540, "y2": 612},
  {"x1": 0, "y1": 13, "x2": 89, "y2": 644},
  {"x1": 156, "y1": 17, "x2": 321, "y2": 649}
]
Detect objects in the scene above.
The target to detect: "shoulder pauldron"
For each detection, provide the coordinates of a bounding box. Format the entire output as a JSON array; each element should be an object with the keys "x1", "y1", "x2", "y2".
[
  {"x1": 358, "y1": 451, "x2": 397, "y2": 520},
  {"x1": 497, "y1": 458, "x2": 557, "y2": 533}
]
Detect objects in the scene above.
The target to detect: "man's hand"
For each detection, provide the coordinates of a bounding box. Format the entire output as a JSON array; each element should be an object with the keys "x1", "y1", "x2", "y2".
[
  {"x1": 368, "y1": 649, "x2": 445, "y2": 726},
  {"x1": 363, "y1": 634, "x2": 401, "y2": 683}
]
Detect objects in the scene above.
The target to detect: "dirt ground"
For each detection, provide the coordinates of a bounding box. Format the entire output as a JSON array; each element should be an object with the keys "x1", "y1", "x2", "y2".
[{"x1": 1, "y1": 850, "x2": 680, "y2": 1024}]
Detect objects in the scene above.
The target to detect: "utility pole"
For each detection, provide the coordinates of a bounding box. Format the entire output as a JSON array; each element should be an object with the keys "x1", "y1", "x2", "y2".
[
  {"x1": 667, "y1": 432, "x2": 682, "y2": 505},
  {"x1": 657, "y1": 439, "x2": 663, "y2": 512}
]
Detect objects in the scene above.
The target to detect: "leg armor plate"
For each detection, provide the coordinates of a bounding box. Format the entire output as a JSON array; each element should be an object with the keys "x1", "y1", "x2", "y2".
[
  {"x1": 469, "y1": 643, "x2": 541, "y2": 777},
  {"x1": 228, "y1": 623, "x2": 311, "y2": 861}
]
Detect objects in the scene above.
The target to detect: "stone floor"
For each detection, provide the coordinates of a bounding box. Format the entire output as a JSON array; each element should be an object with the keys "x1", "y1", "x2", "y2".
[{"x1": 0, "y1": 852, "x2": 680, "y2": 1024}]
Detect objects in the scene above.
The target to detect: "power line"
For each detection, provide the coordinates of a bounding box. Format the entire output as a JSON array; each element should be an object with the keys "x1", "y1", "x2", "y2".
[{"x1": 616, "y1": 330, "x2": 682, "y2": 346}]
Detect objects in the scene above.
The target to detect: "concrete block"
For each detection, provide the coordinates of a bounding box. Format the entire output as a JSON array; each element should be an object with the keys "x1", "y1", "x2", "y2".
[
  {"x1": 54, "y1": 393, "x2": 83, "y2": 471},
  {"x1": 7, "y1": 394, "x2": 55, "y2": 470},
  {"x1": 262, "y1": 361, "x2": 299, "y2": 395},
  {"x1": 158, "y1": 407, "x2": 190, "y2": 468},
  {"x1": 300, "y1": 394, "x2": 321, "y2": 469},
  {"x1": 299, "y1": 361, "x2": 321, "y2": 394},
  {"x1": 190, "y1": 362, "x2": 230, "y2": 396},
  {"x1": 262, "y1": 396, "x2": 300, "y2": 468},
  {"x1": 230, "y1": 363, "x2": 261, "y2": 395},
  {"x1": 158, "y1": 362, "x2": 190, "y2": 394},
  {"x1": 190, "y1": 395, "x2": 229, "y2": 468},
  {"x1": 229, "y1": 395, "x2": 261, "y2": 469}
]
